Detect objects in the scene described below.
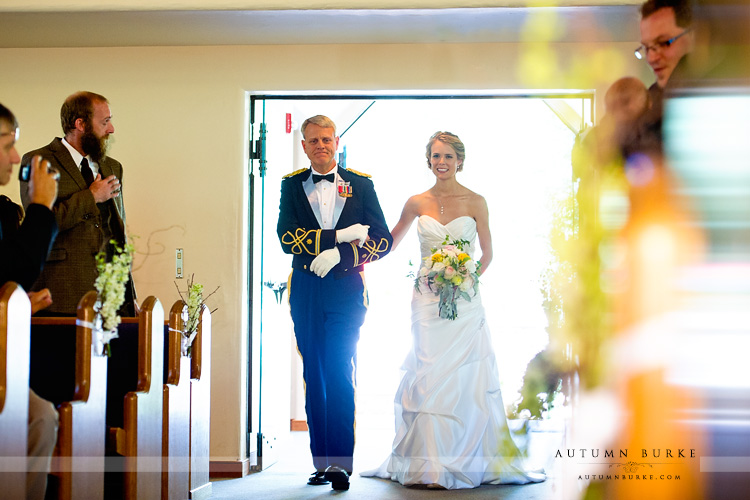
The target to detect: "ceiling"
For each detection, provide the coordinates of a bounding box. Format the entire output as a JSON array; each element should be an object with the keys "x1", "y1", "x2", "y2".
[{"x1": 0, "y1": 6, "x2": 640, "y2": 48}]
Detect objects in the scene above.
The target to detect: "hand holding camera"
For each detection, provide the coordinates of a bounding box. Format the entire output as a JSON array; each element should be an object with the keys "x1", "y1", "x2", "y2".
[{"x1": 26, "y1": 155, "x2": 58, "y2": 210}]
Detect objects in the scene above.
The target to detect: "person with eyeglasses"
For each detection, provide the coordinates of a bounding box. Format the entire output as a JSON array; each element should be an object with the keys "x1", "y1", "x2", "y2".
[
  {"x1": 1, "y1": 102, "x2": 60, "y2": 500},
  {"x1": 638, "y1": 0, "x2": 694, "y2": 90},
  {"x1": 637, "y1": 0, "x2": 694, "y2": 151}
]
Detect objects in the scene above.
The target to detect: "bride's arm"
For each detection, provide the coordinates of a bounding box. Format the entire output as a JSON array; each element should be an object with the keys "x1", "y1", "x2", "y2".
[
  {"x1": 390, "y1": 196, "x2": 420, "y2": 251},
  {"x1": 474, "y1": 195, "x2": 493, "y2": 274}
]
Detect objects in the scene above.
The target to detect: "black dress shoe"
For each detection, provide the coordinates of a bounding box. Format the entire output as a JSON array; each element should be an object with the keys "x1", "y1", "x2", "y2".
[
  {"x1": 308, "y1": 471, "x2": 330, "y2": 485},
  {"x1": 324, "y1": 465, "x2": 350, "y2": 491}
]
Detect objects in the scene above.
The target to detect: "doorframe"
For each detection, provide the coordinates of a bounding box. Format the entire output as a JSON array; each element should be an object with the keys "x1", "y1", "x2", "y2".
[{"x1": 245, "y1": 88, "x2": 595, "y2": 469}]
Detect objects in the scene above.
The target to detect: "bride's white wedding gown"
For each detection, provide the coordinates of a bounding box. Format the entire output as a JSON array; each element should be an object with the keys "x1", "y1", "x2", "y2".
[{"x1": 362, "y1": 215, "x2": 545, "y2": 489}]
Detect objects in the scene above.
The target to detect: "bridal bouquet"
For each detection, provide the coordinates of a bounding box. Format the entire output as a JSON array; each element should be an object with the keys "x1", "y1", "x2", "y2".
[{"x1": 414, "y1": 236, "x2": 481, "y2": 320}]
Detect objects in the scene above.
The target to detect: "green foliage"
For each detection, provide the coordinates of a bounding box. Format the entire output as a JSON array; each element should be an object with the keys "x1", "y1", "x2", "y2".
[
  {"x1": 94, "y1": 239, "x2": 134, "y2": 332},
  {"x1": 174, "y1": 274, "x2": 218, "y2": 354},
  {"x1": 512, "y1": 128, "x2": 626, "y2": 418},
  {"x1": 511, "y1": 349, "x2": 564, "y2": 419}
]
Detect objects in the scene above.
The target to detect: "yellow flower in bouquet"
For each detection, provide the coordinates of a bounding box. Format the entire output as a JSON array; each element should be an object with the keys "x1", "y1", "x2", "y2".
[{"x1": 415, "y1": 236, "x2": 481, "y2": 320}]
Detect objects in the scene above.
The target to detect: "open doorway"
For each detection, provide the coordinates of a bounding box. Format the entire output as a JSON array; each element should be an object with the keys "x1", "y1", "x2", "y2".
[{"x1": 248, "y1": 92, "x2": 592, "y2": 469}]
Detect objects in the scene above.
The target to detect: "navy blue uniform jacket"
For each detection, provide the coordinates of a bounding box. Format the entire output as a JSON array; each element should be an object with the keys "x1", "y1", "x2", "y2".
[{"x1": 277, "y1": 167, "x2": 392, "y2": 277}]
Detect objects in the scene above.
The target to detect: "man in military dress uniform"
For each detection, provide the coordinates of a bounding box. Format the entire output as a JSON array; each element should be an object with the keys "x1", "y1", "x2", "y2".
[{"x1": 277, "y1": 115, "x2": 392, "y2": 491}]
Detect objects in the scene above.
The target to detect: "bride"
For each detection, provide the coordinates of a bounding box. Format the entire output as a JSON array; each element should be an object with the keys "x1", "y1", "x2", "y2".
[{"x1": 361, "y1": 131, "x2": 545, "y2": 489}]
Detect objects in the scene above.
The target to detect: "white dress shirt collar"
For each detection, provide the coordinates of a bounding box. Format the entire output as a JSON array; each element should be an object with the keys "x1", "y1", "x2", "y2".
[{"x1": 61, "y1": 137, "x2": 99, "y2": 176}]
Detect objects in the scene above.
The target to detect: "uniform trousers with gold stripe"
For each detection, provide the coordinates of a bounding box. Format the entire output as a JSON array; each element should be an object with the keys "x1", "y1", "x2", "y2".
[{"x1": 289, "y1": 269, "x2": 368, "y2": 474}]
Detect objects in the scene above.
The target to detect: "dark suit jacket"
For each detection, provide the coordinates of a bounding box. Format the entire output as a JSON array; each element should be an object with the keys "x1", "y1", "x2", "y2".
[
  {"x1": 277, "y1": 166, "x2": 392, "y2": 278},
  {"x1": 0, "y1": 196, "x2": 58, "y2": 290},
  {"x1": 19, "y1": 138, "x2": 135, "y2": 315}
]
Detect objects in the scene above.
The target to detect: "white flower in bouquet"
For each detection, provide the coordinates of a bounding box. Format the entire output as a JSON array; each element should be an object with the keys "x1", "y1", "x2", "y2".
[
  {"x1": 414, "y1": 235, "x2": 482, "y2": 320},
  {"x1": 459, "y1": 275, "x2": 474, "y2": 292}
]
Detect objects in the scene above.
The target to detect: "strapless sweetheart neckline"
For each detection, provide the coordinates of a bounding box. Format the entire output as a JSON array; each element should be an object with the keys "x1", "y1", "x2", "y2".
[{"x1": 419, "y1": 214, "x2": 475, "y2": 226}]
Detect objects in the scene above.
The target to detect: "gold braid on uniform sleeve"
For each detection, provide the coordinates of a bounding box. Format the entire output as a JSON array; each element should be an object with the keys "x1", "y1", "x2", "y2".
[
  {"x1": 358, "y1": 237, "x2": 390, "y2": 264},
  {"x1": 281, "y1": 228, "x2": 322, "y2": 255}
]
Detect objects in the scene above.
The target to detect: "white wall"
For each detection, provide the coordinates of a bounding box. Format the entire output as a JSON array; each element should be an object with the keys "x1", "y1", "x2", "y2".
[{"x1": 0, "y1": 40, "x2": 649, "y2": 462}]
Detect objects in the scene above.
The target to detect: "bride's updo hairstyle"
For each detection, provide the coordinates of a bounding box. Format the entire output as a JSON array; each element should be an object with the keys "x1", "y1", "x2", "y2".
[{"x1": 425, "y1": 131, "x2": 466, "y2": 172}]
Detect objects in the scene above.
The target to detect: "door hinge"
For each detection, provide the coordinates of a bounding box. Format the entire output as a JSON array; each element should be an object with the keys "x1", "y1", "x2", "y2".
[{"x1": 250, "y1": 122, "x2": 267, "y2": 177}]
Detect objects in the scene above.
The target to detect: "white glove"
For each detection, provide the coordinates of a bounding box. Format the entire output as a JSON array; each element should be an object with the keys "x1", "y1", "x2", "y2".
[
  {"x1": 336, "y1": 223, "x2": 370, "y2": 247},
  {"x1": 310, "y1": 247, "x2": 341, "y2": 278}
]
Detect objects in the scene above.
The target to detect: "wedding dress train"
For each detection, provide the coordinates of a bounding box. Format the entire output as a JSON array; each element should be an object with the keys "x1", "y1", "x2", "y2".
[{"x1": 361, "y1": 215, "x2": 545, "y2": 489}]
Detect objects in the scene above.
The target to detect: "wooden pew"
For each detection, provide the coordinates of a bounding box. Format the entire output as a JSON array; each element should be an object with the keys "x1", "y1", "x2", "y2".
[
  {"x1": 28, "y1": 291, "x2": 110, "y2": 500},
  {"x1": 0, "y1": 282, "x2": 31, "y2": 500},
  {"x1": 161, "y1": 301, "x2": 190, "y2": 500},
  {"x1": 39, "y1": 291, "x2": 108, "y2": 500},
  {"x1": 107, "y1": 296, "x2": 164, "y2": 500},
  {"x1": 189, "y1": 305, "x2": 211, "y2": 500}
]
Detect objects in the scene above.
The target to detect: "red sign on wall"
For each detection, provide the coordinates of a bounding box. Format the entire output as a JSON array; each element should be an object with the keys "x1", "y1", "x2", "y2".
[{"x1": 286, "y1": 113, "x2": 292, "y2": 133}]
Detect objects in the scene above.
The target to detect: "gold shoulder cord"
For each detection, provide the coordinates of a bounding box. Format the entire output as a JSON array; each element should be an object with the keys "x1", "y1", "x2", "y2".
[
  {"x1": 345, "y1": 168, "x2": 371, "y2": 179},
  {"x1": 282, "y1": 168, "x2": 308, "y2": 179}
]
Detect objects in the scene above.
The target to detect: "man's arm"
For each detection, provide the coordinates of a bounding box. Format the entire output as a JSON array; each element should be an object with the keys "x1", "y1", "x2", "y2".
[
  {"x1": 336, "y1": 177, "x2": 393, "y2": 270},
  {"x1": 277, "y1": 178, "x2": 336, "y2": 256}
]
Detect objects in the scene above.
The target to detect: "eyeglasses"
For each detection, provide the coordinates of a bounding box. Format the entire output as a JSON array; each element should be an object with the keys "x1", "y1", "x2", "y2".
[
  {"x1": 0, "y1": 129, "x2": 19, "y2": 141},
  {"x1": 635, "y1": 29, "x2": 692, "y2": 60}
]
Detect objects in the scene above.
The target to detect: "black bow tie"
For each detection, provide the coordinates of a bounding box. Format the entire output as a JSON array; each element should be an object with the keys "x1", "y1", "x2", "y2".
[{"x1": 312, "y1": 173, "x2": 335, "y2": 184}]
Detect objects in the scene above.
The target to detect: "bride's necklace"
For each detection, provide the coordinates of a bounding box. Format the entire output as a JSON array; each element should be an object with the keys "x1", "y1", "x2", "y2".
[{"x1": 434, "y1": 193, "x2": 449, "y2": 215}]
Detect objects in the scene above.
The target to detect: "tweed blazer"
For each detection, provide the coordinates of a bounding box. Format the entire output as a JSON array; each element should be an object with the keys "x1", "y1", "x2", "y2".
[
  {"x1": 19, "y1": 138, "x2": 134, "y2": 315},
  {"x1": 277, "y1": 166, "x2": 392, "y2": 278}
]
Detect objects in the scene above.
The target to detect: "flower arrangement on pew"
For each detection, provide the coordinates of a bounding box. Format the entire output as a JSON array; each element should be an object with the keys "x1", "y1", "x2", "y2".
[
  {"x1": 414, "y1": 235, "x2": 481, "y2": 320},
  {"x1": 174, "y1": 274, "x2": 218, "y2": 356},
  {"x1": 94, "y1": 239, "x2": 134, "y2": 356}
]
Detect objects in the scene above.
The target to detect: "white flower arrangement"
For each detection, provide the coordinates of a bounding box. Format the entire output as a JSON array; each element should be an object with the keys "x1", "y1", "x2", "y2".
[
  {"x1": 94, "y1": 239, "x2": 134, "y2": 354},
  {"x1": 174, "y1": 274, "x2": 218, "y2": 355},
  {"x1": 414, "y1": 236, "x2": 481, "y2": 320}
]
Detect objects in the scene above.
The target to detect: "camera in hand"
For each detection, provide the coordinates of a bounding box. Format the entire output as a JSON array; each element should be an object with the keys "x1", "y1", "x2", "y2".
[{"x1": 19, "y1": 158, "x2": 58, "y2": 182}]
